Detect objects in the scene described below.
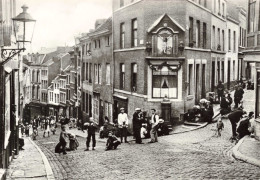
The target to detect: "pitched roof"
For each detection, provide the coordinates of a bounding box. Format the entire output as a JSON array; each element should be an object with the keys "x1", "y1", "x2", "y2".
[
  {"x1": 147, "y1": 13, "x2": 185, "y2": 33},
  {"x1": 88, "y1": 17, "x2": 112, "y2": 37}
]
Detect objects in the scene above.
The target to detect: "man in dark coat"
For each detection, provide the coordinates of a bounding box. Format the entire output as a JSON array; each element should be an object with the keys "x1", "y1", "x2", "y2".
[
  {"x1": 85, "y1": 118, "x2": 97, "y2": 151},
  {"x1": 228, "y1": 107, "x2": 246, "y2": 139},
  {"x1": 133, "y1": 108, "x2": 144, "y2": 144},
  {"x1": 234, "y1": 85, "x2": 244, "y2": 108},
  {"x1": 237, "y1": 112, "x2": 254, "y2": 140},
  {"x1": 216, "y1": 80, "x2": 225, "y2": 103}
]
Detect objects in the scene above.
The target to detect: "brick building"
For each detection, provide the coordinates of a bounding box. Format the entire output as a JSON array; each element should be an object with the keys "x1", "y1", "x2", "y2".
[{"x1": 112, "y1": 0, "x2": 214, "y2": 127}]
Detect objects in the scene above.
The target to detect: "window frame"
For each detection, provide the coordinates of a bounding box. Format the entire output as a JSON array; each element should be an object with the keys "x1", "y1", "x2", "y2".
[
  {"x1": 120, "y1": 23, "x2": 125, "y2": 49},
  {"x1": 131, "y1": 18, "x2": 138, "y2": 47}
]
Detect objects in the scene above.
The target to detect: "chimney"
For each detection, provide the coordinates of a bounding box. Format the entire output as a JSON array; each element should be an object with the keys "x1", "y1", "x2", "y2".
[{"x1": 95, "y1": 19, "x2": 106, "y2": 29}]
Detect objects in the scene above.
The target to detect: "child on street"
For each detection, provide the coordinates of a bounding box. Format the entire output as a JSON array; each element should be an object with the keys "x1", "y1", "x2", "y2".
[
  {"x1": 105, "y1": 132, "x2": 121, "y2": 151},
  {"x1": 216, "y1": 118, "x2": 224, "y2": 137},
  {"x1": 84, "y1": 118, "x2": 97, "y2": 151}
]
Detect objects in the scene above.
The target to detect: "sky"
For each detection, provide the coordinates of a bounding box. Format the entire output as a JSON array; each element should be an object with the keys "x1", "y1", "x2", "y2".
[{"x1": 17, "y1": 0, "x2": 112, "y2": 53}]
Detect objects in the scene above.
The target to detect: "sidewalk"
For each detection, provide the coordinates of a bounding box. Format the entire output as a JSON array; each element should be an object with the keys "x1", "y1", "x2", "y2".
[
  {"x1": 232, "y1": 136, "x2": 260, "y2": 167},
  {"x1": 6, "y1": 137, "x2": 54, "y2": 180}
]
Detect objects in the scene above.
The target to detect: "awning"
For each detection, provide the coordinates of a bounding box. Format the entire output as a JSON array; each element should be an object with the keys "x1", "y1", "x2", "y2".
[{"x1": 113, "y1": 94, "x2": 128, "y2": 100}]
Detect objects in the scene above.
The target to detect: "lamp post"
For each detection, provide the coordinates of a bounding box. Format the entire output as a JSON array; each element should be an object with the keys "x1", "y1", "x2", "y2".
[{"x1": 1, "y1": 5, "x2": 36, "y2": 156}]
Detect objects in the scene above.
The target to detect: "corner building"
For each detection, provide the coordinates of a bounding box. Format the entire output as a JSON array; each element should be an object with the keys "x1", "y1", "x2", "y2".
[{"x1": 112, "y1": 0, "x2": 213, "y2": 127}]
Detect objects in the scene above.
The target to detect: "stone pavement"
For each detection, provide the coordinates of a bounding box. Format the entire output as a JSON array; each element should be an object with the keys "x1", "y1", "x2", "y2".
[
  {"x1": 233, "y1": 136, "x2": 260, "y2": 167},
  {"x1": 6, "y1": 137, "x2": 54, "y2": 180}
]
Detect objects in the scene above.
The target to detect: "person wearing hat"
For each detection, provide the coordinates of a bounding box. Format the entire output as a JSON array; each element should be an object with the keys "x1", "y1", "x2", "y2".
[
  {"x1": 216, "y1": 80, "x2": 225, "y2": 104},
  {"x1": 85, "y1": 118, "x2": 97, "y2": 151},
  {"x1": 149, "y1": 109, "x2": 159, "y2": 143},
  {"x1": 228, "y1": 107, "x2": 246, "y2": 141},
  {"x1": 118, "y1": 108, "x2": 129, "y2": 143},
  {"x1": 133, "y1": 108, "x2": 144, "y2": 144}
]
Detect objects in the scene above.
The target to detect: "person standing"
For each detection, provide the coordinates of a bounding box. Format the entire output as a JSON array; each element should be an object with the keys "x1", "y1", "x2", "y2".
[
  {"x1": 43, "y1": 118, "x2": 50, "y2": 137},
  {"x1": 234, "y1": 85, "x2": 244, "y2": 108},
  {"x1": 133, "y1": 108, "x2": 144, "y2": 144},
  {"x1": 216, "y1": 80, "x2": 225, "y2": 103},
  {"x1": 228, "y1": 107, "x2": 246, "y2": 140},
  {"x1": 118, "y1": 108, "x2": 129, "y2": 143},
  {"x1": 85, "y1": 118, "x2": 97, "y2": 151},
  {"x1": 149, "y1": 109, "x2": 159, "y2": 143}
]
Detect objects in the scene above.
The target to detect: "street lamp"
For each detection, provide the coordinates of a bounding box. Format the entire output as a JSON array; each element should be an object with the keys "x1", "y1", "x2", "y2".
[{"x1": 1, "y1": 5, "x2": 36, "y2": 63}]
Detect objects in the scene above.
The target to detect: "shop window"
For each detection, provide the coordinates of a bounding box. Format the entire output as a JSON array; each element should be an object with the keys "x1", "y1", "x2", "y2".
[{"x1": 152, "y1": 66, "x2": 178, "y2": 98}]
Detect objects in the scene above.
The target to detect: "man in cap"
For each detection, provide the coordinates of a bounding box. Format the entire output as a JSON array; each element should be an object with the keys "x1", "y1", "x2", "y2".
[
  {"x1": 228, "y1": 106, "x2": 247, "y2": 140},
  {"x1": 149, "y1": 109, "x2": 159, "y2": 143},
  {"x1": 85, "y1": 117, "x2": 97, "y2": 151},
  {"x1": 118, "y1": 108, "x2": 129, "y2": 143},
  {"x1": 133, "y1": 108, "x2": 144, "y2": 144},
  {"x1": 216, "y1": 80, "x2": 225, "y2": 104}
]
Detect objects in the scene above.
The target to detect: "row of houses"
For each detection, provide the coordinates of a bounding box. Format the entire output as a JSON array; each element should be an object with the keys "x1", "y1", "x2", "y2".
[{"x1": 20, "y1": 0, "x2": 260, "y2": 135}]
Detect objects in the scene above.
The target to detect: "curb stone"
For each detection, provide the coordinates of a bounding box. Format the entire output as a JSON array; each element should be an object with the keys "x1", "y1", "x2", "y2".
[
  {"x1": 232, "y1": 136, "x2": 260, "y2": 167},
  {"x1": 29, "y1": 137, "x2": 55, "y2": 180}
]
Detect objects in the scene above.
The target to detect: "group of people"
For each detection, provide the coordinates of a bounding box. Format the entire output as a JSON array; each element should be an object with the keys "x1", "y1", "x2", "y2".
[
  {"x1": 185, "y1": 100, "x2": 214, "y2": 123},
  {"x1": 20, "y1": 116, "x2": 57, "y2": 140},
  {"x1": 55, "y1": 107, "x2": 166, "y2": 154}
]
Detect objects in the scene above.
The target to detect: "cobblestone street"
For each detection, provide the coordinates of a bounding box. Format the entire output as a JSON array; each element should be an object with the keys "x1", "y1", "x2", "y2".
[{"x1": 33, "y1": 91, "x2": 260, "y2": 180}]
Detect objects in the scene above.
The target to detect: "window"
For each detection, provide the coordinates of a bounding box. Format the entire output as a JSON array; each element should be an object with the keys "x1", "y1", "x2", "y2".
[
  {"x1": 248, "y1": 0, "x2": 256, "y2": 32},
  {"x1": 106, "y1": 36, "x2": 110, "y2": 46},
  {"x1": 221, "y1": 61, "x2": 224, "y2": 82},
  {"x1": 217, "y1": 28, "x2": 220, "y2": 50},
  {"x1": 222, "y1": 3, "x2": 225, "y2": 17},
  {"x1": 98, "y1": 39, "x2": 101, "y2": 48},
  {"x1": 131, "y1": 63, "x2": 137, "y2": 92},
  {"x1": 189, "y1": 17, "x2": 193, "y2": 44},
  {"x1": 233, "y1": 61, "x2": 236, "y2": 80},
  {"x1": 222, "y1": 30, "x2": 225, "y2": 51},
  {"x1": 196, "y1": 20, "x2": 200, "y2": 48},
  {"x1": 152, "y1": 66, "x2": 178, "y2": 98},
  {"x1": 120, "y1": 0, "x2": 124, "y2": 7},
  {"x1": 218, "y1": 0, "x2": 220, "y2": 14},
  {"x1": 89, "y1": 63, "x2": 92, "y2": 83},
  {"x1": 228, "y1": 29, "x2": 231, "y2": 51},
  {"x1": 93, "y1": 95, "x2": 99, "y2": 121},
  {"x1": 82, "y1": 45, "x2": 85, "y2": 55},
  {"x1": 94, "y1": 40, "x2": 97, "y2": 49},
  {"x1": 82, "y1": 63, "x2": 85, "y2": 81},
  {"x1": 202, "y1": 23, "x2": 206, "y2": 48},
  {"x1": 120, "y1": 63, "x2": 125, "y2": 89},
  {"x1": 233, "y1": 31, "x2": 236, "y2": 52},
  {"x1": 188, "y1": 64, "x2": 193, "y2": 95},
  {"x1": 98, "y1": 64, "x2": 102, "y2": 84},
  {"x1": 212, "y1": 26, "x2": 215, "y2": 49},
  {"x1": 95, "y1": 64, "x2": 98, "y2": 84},
  {"x1": 106, "y1": 63, "x2": 111, "y2": 84},
  {"x1": 132, "y1": 18, "x2": 138, "y2": 47},
  {"x1": 86, "y1": 63, "x2": 88, "y2": 81},
  {"x1": 120, "y1": 23, "x2": 125, "y2": 49}
]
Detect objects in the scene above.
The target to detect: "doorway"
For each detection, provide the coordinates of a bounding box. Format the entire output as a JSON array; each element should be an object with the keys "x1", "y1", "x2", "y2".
[
  {"x1": 201, "y1": 64, "x2": 206, "y2": 98},
  {"x1": 211, "y1": 61, "x2": 215, "y2": 91},
  {"x1": 227, "y1": 60, "x2": 231, "y2": 90}
]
